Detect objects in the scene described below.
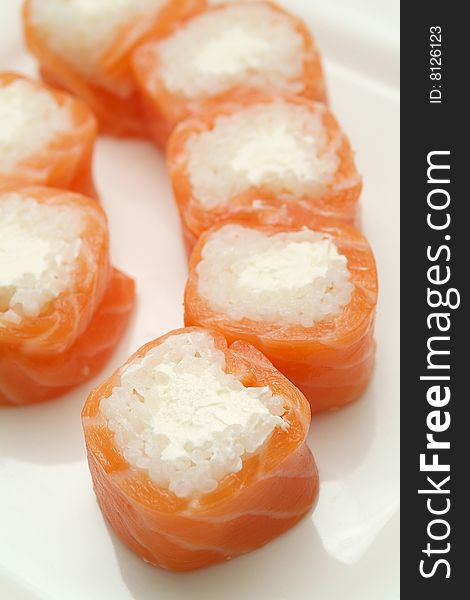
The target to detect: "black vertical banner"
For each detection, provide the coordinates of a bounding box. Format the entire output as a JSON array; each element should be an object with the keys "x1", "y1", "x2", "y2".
[{"x1": 401, "y1": 2, "x2": 466, "y2": 597}]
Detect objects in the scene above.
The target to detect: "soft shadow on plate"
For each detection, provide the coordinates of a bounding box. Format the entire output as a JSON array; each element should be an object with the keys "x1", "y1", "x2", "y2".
[
  {"x1": 310, "y1": 368, "x2": 377, "y2": 479},
  {"x1": 0, "y1": 319, "x2": 137, "y2": 465},
  {"x1": 0, "y1": 564, "x2": 43, "y2": 600}
]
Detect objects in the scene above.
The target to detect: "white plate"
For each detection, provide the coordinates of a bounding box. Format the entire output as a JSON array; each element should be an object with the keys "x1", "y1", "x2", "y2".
[{"x1": 0, "y1": 1, "x2": 400, "y2": 598}]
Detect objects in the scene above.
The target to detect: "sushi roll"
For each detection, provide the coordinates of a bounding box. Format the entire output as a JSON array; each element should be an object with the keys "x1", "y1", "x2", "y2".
[
  {"x1": 0, "y1": 268, "x2": 135, "y2": 406},
  {"x1": 0, "y1": 187, "x2": 135, "y2": 405},
  {"x1": 184, "y1": 220, "x2": 378, "y2": 413},
  {"x1": 82, "y1": 327, "x2": 317, "y2": 571},
  {"x1": 0, "y1": 72, "x2": 97, "y2": 197},
  {"x1": 22, "y1": 0, "x2": 197, "y2": 137},
  {"x1": 132, "y1": 1, "x2": 327, "y2": 146},
  {"x1": 166, "y1": 96, "x2": 362, "y2": 253}
]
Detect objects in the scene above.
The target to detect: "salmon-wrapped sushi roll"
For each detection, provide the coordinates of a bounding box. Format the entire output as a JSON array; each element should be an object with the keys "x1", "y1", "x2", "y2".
[
  {"x1": 184, "y1": 221, "x2": 377, "y2": 413},
  {"x1": 0, "y1": 268, "x2": 135, "y2": 406},
  {"x1": 0, "y1": 187, "x2": 135, "y2": 406},
  {"x1": 132, "y1": 2, "x2": 327, "y2": 146},
  {"x1": 167, "y1": 96, "x2": 361, "y2": 253},
  {"x1": 0, "y1": 72, "x2": 97, "y2": 197},
  {"x1": 82, "y1": 327, "x2": 317, "y2": 571},
  {"x1": 22, "y1": 0, "x2": 197, "y2": 137}
]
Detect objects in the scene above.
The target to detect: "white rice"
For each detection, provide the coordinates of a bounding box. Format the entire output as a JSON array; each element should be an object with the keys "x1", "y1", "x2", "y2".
[
  {"x1": 0, "y1": 79, "x2": 71, "y2": 173},
  {"x1": 196, "y1": 225, "x2": 353, "y2": 327},
  {"x1": 0, "y1": 192, "x2": 84, "y2": 321},
  {"x1": 186, "y1": 100, "x2": 339, "y2": 208},
  {"x1": 155, "y1": 3, "x2": 305, "y2": 99},
  {"x1": 100, "y1": 330, "x2": 287, "y2": 498},
  {"x1": 29, "y1": 0, "x2": 167, "y2": 87}
]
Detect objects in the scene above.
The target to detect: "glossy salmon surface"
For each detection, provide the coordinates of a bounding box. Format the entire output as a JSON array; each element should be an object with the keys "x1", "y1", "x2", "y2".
[
  {"x1": 166, "y1": 95, "x2": 362, "y2": 252},
  {"x1": 22, "y1": 0, "x2": 198, "y2": 137},
  {"x1": 0, "y1": 268, "x2": 135, "y2": 406},
  {"x1": 0, "y1": 186, "x2": 110, "y2": 357},
  {"x1": 0, "y1": 72, "x2": 97, "y2": 197},
  {"x1": 0, "y1": 183, "x2": 136, "y2": 406},
  {"x1": 132, "y1": 1, "x2": 327, "y2": 147},
  {"x1": 184, "y1": 219, "x2": 377, "y2": 413}
]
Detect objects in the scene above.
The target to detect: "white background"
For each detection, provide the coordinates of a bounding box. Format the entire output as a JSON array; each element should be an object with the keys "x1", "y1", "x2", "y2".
[{"x1": 0, "y1": 1, "x2": 400, "y2": 598}]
